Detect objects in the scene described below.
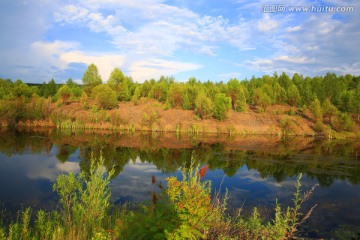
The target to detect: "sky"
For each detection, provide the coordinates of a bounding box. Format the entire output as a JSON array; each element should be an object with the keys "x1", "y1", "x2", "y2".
[{"x1": 0, "y1": 0, "x2": 359, "y2": 83}]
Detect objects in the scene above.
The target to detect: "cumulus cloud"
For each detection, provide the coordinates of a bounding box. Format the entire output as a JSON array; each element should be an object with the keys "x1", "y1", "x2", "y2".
[
  {"x1": 129, "y1": 59, "x2": 202, "y2": 82},
  {"x1": 1, "y1": 0, "x2": 360, "y2": 82},
  {"x1": 30, "y1": 41, "x2": 125, "y2": 82}
]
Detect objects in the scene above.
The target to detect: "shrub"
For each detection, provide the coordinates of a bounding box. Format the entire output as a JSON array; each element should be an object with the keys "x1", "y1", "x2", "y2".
[
  {"x1": 331, "y1": 112, "x2": 355, "y2": 132},
  {"x1": 310, "y1": 98, "x2": 322, "y2": 121},
  {"x1": 279, "y1": 118, "x2": 294, "y2": 136},
  {"x1": 57, "y1": 85, "x2": 72, "y2": 104},
  {"x1": 195, "y1": 92, "x2": 213, "y2": 119},
  {"x1": 213, "y1": 93, "x2": 231, "y2": 121},
  {"x1": 91, "y1": 85, "x2": 118, "y2": 109}
]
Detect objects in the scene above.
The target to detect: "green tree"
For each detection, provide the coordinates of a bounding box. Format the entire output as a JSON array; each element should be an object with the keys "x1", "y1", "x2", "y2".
[
  {"x1": 254, "y1": 88, "x2": 271, "y2": 111},
  {"x1": 195, "y1": 92, "x2": 213, "y2": 119},
  {"x1": 132, "y1": 85, "x2": 141, "y2": 103},
  {"x1": 42, "y1": 79, "x2": 58, "y2": 98},
  {"x1": 13, "y1": 80, "x2": 33, "y2": 98},
  {"x1": 278, "y1": 72, "x2": 292, "y2": 90},
  {"x1": 167, "y1": 83, "x2": 185, "y2": 108},
  {"x1": 287, "y1": 84, "x2": 301, "y2": 106},
  {"x1": 331, "y1": 112, "x2": 355, "y2": 132},
  {"x1": 273, "y1": 82, "x2": 287, "y2": 104},
  {"x1": 310, "y1": 98, "x2": 322, "y2": 121},
  {"x1": 322, "y1": 98, "x2": 338, "y2": 123},
  {"x1": 338, "y1": 90, "x2": 355, "y2": 112},
  {"x1": 82, "y1": 63, "x2": 102, "y2": 95},
  {"x1": 107, "y1": 68, "x2": 130, "y2": 101},
  {"x1": 227, "y1": 79, "x2": 243, "y2": 110},
  {"x1": 213, "y1": 93, "x2": 231, "y2": 120},
  {"x1": 149, "y1": 80, "x2": 169, "y2": 103},
  {"x1": 57, "y1": 85, "x2": 72, "y2": 105},
  {"x1": 235, "y1": 91, "x2": 247, "y2": 112},
  {"x1": 91, "y1": 85, "x2": 117, "y2": 109},
  {"x1": 66, "y1": 78, "x2": 82, "y2": 98}
]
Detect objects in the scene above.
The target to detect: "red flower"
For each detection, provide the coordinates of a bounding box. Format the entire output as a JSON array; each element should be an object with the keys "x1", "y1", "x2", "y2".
[{"x1": 197, "y1": 165, "x2": 209, "y2": 179}]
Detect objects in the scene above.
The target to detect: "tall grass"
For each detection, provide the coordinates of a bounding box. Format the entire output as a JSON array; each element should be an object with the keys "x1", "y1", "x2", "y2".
[{"x1": 0, "y1": 154, "x2": 317, "y2": 240}]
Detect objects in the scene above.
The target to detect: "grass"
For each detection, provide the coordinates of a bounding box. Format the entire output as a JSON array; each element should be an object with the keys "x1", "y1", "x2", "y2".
[{"x1": 0, "y1": 154, "x2": 317, "y2": 240}]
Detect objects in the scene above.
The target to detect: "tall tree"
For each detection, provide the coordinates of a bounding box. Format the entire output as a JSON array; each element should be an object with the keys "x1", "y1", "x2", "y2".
[
  {"x1": 227, "y1": 78, "x2": 243, "y2": 110},
  {"x1": 322, "y1": 98, "x2": 338, "y2": 123},
  {"x1": 310, "y1": 98, "x2": 322, "y2": 121},
  {"x1": 287, "y1": 84, "x2": 301, "y2": 106},
  {"x1": 82, "y1": 63, "x2": 102, "y2": 95},
  {"x1": 213, "y1": 93, "x2": 231, "y2": 120}
]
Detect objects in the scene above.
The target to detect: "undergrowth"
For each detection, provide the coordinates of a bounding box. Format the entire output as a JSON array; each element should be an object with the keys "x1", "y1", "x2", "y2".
[{"x1": 0, "y1": 154, "x2": 317, "y2": 240}]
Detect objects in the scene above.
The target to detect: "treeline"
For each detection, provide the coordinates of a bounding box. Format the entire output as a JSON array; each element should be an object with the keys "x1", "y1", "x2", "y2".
[{"x1": 1, "y1": 63, "x2": 360, "y2": 131}]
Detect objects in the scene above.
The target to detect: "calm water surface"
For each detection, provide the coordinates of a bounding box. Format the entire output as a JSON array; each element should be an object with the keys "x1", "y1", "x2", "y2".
[{"x1": 0, "y1": 128, "x2": 360, "y2": 238}]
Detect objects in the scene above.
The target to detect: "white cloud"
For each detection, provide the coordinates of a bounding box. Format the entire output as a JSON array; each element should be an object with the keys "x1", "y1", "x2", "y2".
[
  {"x1": 30, "y1": 41, "x2": 125, "y2": 82},
  {"x1": 129, "y1": 59, "x2": 202, "y2": 82},
  {"x1": 258, "y1": 14, "x2": 279, "y2": 32},
  {"x1": 60, "y1": 51, "x2": 125, "y2": 81},
  {"x1": 217, "y1": 72, "x2": 242, "y2": 81}
]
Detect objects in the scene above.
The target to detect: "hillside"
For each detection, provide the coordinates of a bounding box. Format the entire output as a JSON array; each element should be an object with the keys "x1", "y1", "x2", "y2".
[{"x1": 11, "y1": 98, "x2": 359, "y2": 138}]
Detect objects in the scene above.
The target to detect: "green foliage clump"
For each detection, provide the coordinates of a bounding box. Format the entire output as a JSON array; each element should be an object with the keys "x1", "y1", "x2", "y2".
[
  {"x1": 108, "y1": 68, "x2": 131, "y2": 101},
  {"x1": 195, "y1": 92, "x2": 213, "y2": 119},
  {"x1": 167, "y1": 83, "x2": 185, "y2": 108},
  {"x1": 310, "y1": 98, "x2": 323, "y2": 121},
  {"x1": 279, "y1": 118, "x2": 294, "y2": 136},
  {"x1": 91, "y1": 85, "x2": 118, "y2": 109},
  {"x1": 57, "y1": 85, "x2": 72, "y2": 104},
  {"x1": 0, "y1": 154, "x2": 113, "y2": 240},
  {"x1": 254, "y1": 88, "x2": 271, "y2": 112},
  {"x1": 213, "y1": 93, "x2": 231, "y2": 121},
  {"x1": 82, "y1": 63, "x2": 102, "y2": 95},
  {"x1": 331, "y1": 112, "x2": 355, "y2": 132},
  {"x1": 322, "y1": 98, "x2": 338, "y2": 122},
  {"x1": 287, "y1": 84, "x2": 301, "y2": 106}
]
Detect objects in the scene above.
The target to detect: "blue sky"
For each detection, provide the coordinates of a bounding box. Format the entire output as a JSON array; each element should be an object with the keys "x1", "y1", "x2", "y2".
[{"x1": 0, "y1": 0, "x2": 359, "y2": 83}]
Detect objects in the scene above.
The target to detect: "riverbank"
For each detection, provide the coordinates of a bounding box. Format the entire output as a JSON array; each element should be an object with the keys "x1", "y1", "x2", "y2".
[{"x1": 2, "y1": 98, "x2": 360, "y2": 138}]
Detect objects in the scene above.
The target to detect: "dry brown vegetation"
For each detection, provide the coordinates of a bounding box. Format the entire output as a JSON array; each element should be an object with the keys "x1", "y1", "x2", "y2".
[{"x1": 11, "y1": 97, "x2": 360, "y2": 137}]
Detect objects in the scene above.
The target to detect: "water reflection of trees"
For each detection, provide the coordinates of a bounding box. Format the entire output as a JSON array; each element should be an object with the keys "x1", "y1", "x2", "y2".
[{"x1": 0, "y1": 129, "x2": 360, "y2": 186}]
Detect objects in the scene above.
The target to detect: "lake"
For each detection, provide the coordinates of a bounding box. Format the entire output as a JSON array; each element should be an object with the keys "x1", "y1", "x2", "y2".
[{"x1": 0, "y1": 128, "x2": 359, "y2": 239}]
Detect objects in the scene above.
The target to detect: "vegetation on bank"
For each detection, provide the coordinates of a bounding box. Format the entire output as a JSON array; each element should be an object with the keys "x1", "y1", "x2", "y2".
[
  {"x1": 0, "y1": 154, "x2": 317, "y2": 239},
  {"x1": 0, "y1": 64, "x2": 359, "y2": 136}
]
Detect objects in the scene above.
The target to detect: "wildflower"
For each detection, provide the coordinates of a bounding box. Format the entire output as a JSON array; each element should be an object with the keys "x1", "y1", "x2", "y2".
[{"x1": 197, "y1": 165, "x2": 209, "y2": 179}]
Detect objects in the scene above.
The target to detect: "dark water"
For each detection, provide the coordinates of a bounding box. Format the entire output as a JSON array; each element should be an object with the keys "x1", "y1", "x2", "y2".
[{"x1": 0, "y1": 128, "x2": 360, "y2": 238}]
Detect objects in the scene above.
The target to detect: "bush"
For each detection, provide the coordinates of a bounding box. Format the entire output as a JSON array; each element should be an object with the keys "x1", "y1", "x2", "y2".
[
  {"x1": 331, "y1": 112, "x2": 355, "y2": 132},
  {"x1": 195, "y1": 92, "x2": 213, "y2": 119},
  {"x1": 279, "y1": 118, "x2": 294, "y2": 136},
  {"x1": 213, "y1": 93, "x2": 231, "y2": 121},
  {"x1": 91, "y1": 85, "x2": 118, "y2": 109},
  {"x1": 57, "y1": 85, "x2": 72, "y2": 104}
]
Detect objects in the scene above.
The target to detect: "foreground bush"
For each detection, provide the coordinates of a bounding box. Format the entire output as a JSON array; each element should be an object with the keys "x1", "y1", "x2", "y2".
[{"x1": 0, "y1": 154, "x2": 316, "y2": 240}]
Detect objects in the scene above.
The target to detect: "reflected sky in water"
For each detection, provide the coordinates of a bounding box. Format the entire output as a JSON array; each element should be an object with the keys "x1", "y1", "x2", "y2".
[{"x1": 0, "y1": 129, "x2": 360, "y2": 238}]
